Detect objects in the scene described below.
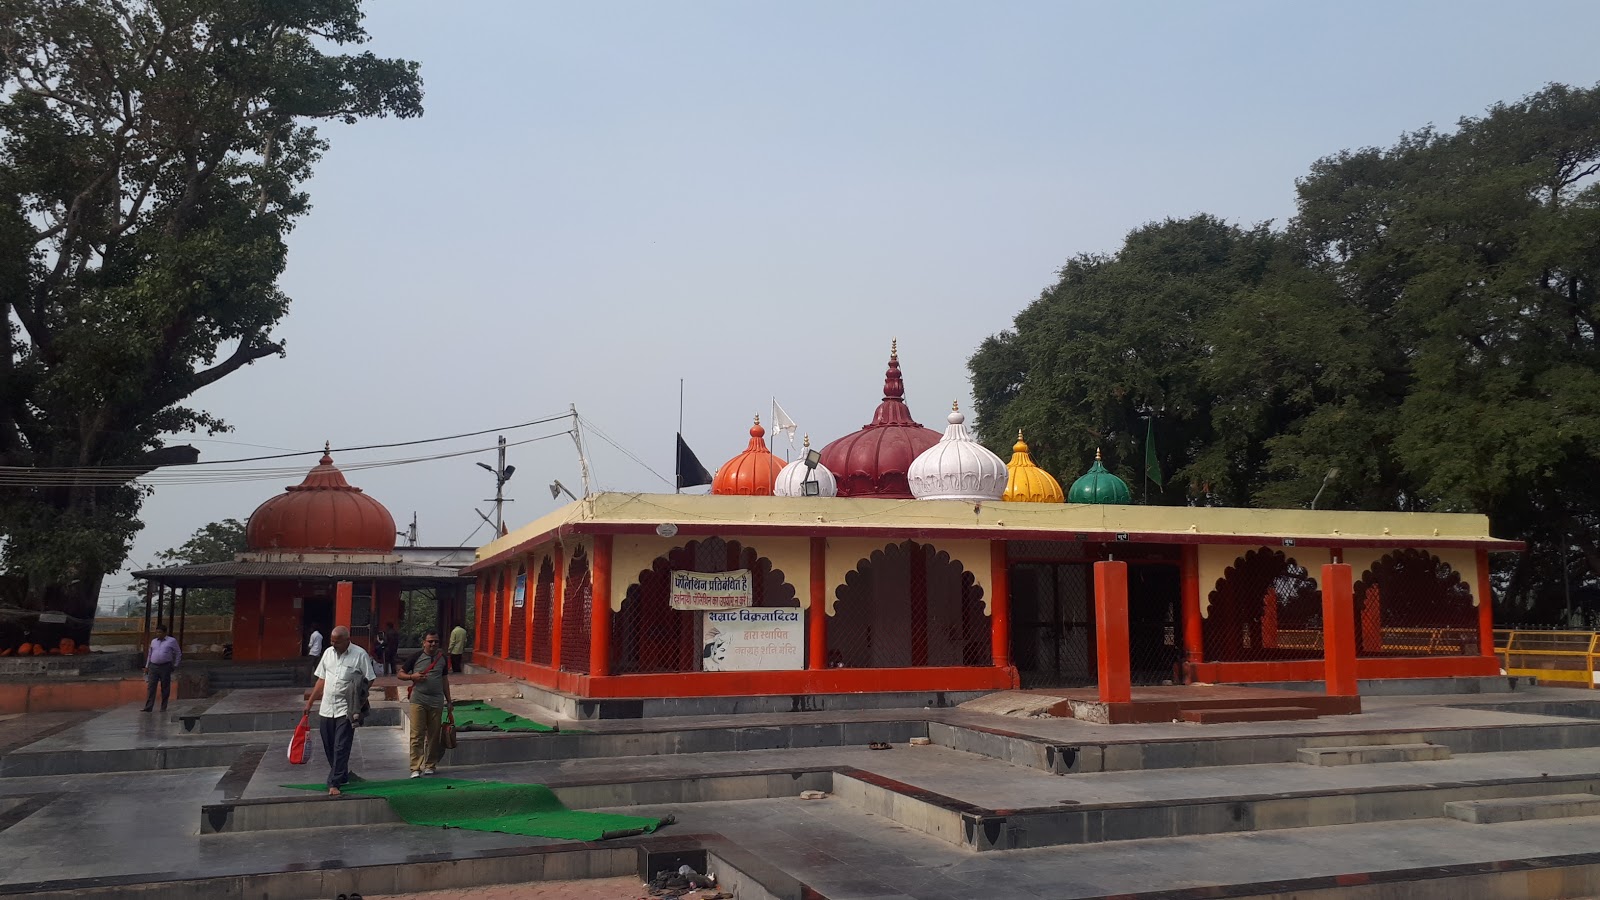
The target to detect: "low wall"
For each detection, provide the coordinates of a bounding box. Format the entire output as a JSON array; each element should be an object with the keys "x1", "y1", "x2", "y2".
[{"x1": 0, "y1": 676, "x2": 186, "y2": 714}]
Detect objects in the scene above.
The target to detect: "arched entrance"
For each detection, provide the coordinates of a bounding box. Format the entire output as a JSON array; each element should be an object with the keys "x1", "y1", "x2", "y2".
[
  {"x1": 613, "y1": 537, "x2": 797, "y2": 675},
  {"x1": 828, "y1": 541, "x2": 989, "y2": 669},
  {"x1": 1203, "y1": 548, "x2": 1323, "y2": 663},
  {"x1": 1354, "y1": 549, "x2": 1476, "y2": 656}
]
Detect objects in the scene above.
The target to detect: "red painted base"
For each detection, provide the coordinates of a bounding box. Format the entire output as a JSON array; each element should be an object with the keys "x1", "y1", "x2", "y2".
[
  {"x1": 467, "y1": 653, "x2": 1017, "y2": 698},
  {"x1": 1037, "y1": 686, "x2": 1362, "y2": 724},
  {"x1": 1185, "y1": 654, "x2": 1501, "y2": 685}
]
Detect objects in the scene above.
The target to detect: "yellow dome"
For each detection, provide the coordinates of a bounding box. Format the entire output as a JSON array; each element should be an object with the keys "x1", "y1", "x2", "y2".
[{"x1": 1002, "y1": 430, "x2": 1065, "y2": 503}]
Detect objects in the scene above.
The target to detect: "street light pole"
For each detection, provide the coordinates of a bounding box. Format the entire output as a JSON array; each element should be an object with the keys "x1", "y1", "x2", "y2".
[{"x1": 476, "y1": 435, "x2": 515, "y2": 534}]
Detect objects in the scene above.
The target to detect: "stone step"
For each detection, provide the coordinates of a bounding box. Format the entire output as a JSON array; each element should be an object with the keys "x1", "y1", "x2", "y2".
[
  {"x1": 1180, "y1": 706, "x2": 1321, "y2": 724},
  {"x1": 1298, "y1": 742, "x2": 1452, "y2": 766},
  {"x1": 1444, "y1": 792, "x2": 1600, "y2": 824}
]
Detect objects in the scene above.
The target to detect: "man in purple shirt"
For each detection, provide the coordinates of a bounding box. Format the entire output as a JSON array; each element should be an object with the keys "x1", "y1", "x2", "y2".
[{"x1": 142, "y1": 625, "x2": 182, "y2": 712}]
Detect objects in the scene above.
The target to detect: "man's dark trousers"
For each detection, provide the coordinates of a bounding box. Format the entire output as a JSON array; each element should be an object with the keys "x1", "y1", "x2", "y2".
[
  {"x1": 318, "y1": 715, "x2": 355, "y2": 788},
  {"x1": 143, "y1": 662, "x2": 173, "y2": 711}
]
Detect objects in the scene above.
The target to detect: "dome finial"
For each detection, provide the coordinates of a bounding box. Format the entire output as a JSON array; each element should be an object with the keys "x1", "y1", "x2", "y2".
[
  {"x1": 714, "y1": 414, "x2": 781, "y2": 495},
  {"x1": 321, "y1": 441, "x2": 333, "y2": 465},
  {"x1": 802, "y1": 434, "x2": 811, "y2": 448},
  {"x1": 1004, "y1": 428, "x2": 1063, "y2": 503},
  {"x1": 891, "y1": 338, "x2": 898, "y2": 360},
  {"x1": 952, "y1": 399, "x2": 959, "y2": 412},
  {"x1": 1095, "y1": 447, "x2": 1103, "y2": 461}
]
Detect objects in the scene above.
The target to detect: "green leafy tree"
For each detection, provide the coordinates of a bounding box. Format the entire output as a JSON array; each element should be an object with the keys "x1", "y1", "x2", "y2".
[
  {"x1": 0, "y1": 0, "x2": 422, "y2": 639},
  {"x1": 972, "y1": 83, "x2": 1600, "y2": 621},
  {"x1": 969, "y1": 215, "x2": 1285, "y2": 504},
  {"x1": 142, "y1": 518, "x2": 246, "y2": 616}
]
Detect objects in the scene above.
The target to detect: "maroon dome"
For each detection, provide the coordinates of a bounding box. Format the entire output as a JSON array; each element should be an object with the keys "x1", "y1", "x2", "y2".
[
  {"x1": 818, "y1": 343, "x2": 941, "y2": 499},
  {"x1": 246, "y1": 450, "x2": 397, "y2": 552}
]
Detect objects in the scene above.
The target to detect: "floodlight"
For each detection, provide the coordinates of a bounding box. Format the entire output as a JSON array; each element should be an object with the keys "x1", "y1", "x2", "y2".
[
  {"x1": 502, "y1": 465, "x2": 516, "y2": 482},
  {"x1": 804, "y1": 449, "x2": 821, "y2": 469},
  {"x1": 802, "y1": 480, "x2": 821, "y2": 497}
]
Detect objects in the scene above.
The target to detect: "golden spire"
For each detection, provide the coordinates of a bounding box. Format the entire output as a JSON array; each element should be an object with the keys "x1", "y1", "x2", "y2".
[
  {"x1": 802, "y1": 434, "x2": 811, "y2": 448},
  {"x1": 1095, "y1": 447, "x2": 1103, "y2": 461},
  {"x1": 890, "y1": 338, "x2": 898, "y2": 360}
]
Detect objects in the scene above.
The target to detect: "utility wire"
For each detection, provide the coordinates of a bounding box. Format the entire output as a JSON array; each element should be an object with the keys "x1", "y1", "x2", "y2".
[
  {"x1": 0, "y1": 431, "x2": 574, "y2": 487},
  {"x1": 2, "y1": 412, "x2": 574, "y2": 474},
  {"x1": 577, "y1": 414, "x2": 675, "y2": 488}
]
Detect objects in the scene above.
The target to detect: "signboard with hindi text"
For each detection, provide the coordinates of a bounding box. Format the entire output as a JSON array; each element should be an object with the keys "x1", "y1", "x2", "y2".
[
  {"x1": 668, "y1": 569, "x2": 753, "y2": 610},
  {"x1": 701, "y1": 608, "x2": 803, "y2": 671}
]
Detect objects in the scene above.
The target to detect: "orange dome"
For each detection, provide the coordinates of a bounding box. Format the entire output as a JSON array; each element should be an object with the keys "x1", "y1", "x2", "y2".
[
  {"x1": 712, "y1": 416, "x2": 785, "y2": 496},
  {"x1": 246, "y1": 449, "x2": 397, "y2": 552}
]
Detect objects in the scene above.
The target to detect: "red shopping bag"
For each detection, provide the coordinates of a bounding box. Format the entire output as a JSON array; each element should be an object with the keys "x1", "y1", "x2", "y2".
[{"x1": 287, "y1": 712, "x2": 311, "y2": 765}]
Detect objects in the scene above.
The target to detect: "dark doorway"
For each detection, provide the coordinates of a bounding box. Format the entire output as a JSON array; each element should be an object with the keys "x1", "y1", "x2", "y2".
[
  {"x1": 1128, "y1": 563, "x2": 1184, "y2": 685},
  {"x1": 302, "y1": 597, "x2": 332, "y2": 657},
  {"x1": 1008, "y1": 562, "x2": 1094, "y2": 688}
]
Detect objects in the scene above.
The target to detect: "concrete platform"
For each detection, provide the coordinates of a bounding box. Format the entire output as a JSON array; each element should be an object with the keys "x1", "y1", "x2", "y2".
[
  {"x1": 1006, "y1": 685, "x2": 1362, "y2": 724},
  {"x1": 11, "y1": 685, "x2": 1600, "y2": 898}
]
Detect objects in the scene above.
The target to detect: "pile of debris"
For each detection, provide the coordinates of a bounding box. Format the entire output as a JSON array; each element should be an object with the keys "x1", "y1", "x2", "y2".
[{"x1": 646, "y1": 863, "x2": 731, "y2": 899}]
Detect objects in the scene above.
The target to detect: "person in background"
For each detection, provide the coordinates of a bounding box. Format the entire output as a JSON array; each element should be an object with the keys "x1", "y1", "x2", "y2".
[
  {"x1": 302, "y1": 625, "x2": 376, "y2": 797},
  {"x1": 141, "y1": 624, "x2": 181, "y2": 712},
  {"x1": 373, "y1": 629, "x2": 388, "y2": 675},
  {"x1": 383, "y1": 621, "x2": 400, "y2": 676},
  {"x1": 400, "y1": 629, "x2": 453, "y2": 777},
  {"x1": 307, "y1": 626, "x2": 324, "y2": 658},
  {"x1": 448, "y1": 623, "x2": 468, "y2": 674}
]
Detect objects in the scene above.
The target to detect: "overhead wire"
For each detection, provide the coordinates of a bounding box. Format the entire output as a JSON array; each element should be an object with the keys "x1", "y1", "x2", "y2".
[
  {"x1": 577, "y1": 413, "x2": 675, "y2": 489},
  {"x1": 1, "y1": 412, "x2": 575, "y2": 475},
  {"x1": 0, "y1": 431, "x2": 576, "y2": 487}
]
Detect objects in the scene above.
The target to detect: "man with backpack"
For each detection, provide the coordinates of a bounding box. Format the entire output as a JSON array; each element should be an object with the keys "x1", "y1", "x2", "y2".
[{"x1": 399, "y1": 629, "x2": 453, "y2": 777}]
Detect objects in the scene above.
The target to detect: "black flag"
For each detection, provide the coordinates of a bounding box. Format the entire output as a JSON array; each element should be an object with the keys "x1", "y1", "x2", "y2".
[{"x1": 676, "y1": 433, "x2": 713, "y2": 490}]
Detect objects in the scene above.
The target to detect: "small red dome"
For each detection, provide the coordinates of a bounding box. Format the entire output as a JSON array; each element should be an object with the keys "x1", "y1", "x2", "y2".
[
  {"x1": 246, "y1": 449, "x2": 397, "y2": 552},
  {"x1": 819, "y1": 342, "x2": 941, "y2": 499},
  {"x1": 712, "y1": 417, "x2": 785, "y2": 496}
]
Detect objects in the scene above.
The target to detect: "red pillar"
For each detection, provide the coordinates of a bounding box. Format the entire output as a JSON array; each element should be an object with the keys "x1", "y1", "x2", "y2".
[
  {"x1": 474, "y1": 575, "x2": 487, "y2": 652},
  {"x1": 1261, "y1": 586, "x2": 1279, "y2": 648},
  {"x1": 1180, "y1": 545, "x2": 1202, "y2": 674},
  {"x1": 335, "y1": 581, "x2": 353, "y2": 630},
  {"x1": 990, "y1": 541, "x2": 1010, "y2": 671},
  {"x1": 808, "y1": 537, "x2": 827, "y2": 670},
  {"x1": 1094, "y1": 560, "x2": 1132, "y2": 704},
  {"x1": 500, "y1": 565, "x2": 513, "y2": 659},
  {"x1": 1321, "y1": 562, "x2": 1357, "y2": 697},
  {"x1": 590, "y1": 534, "x2": 612, "y2": 677},
  {"x1": 1476, "y1": 548, "x2": 1495, "y2": 659},
  {"x1": 550, "y1": 545, "x2": 565, "y2": 670},
  {"x1": 523, "y1": 559, "x2": 536, "y2": 664}
]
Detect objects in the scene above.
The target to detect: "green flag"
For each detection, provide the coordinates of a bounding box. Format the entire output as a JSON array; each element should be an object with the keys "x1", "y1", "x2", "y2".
[{"x1": 1144, "y1": 419, "x2": 1163, "y2": 489}]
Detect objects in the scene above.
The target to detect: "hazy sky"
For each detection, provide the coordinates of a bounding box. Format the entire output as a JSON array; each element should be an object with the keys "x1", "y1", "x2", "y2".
[{"x1": 108, "y1": 0, "x2": 1600, "y2": 604}]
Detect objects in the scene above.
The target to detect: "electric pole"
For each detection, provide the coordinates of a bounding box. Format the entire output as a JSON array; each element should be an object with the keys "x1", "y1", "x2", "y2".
[{"x1": 476, "y1": 435, "x2": 516, "y2": 533}]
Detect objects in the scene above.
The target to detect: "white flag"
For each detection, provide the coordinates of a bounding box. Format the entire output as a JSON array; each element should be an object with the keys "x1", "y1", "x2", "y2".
[{"x1": 771, "y1": 400, "x2": 798, "y2": 448}]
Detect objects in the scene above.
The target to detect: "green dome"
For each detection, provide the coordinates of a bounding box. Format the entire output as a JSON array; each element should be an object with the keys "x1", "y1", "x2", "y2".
[{"x1": 1068, "y1": 451, "x2": 1132, "y2": 504}]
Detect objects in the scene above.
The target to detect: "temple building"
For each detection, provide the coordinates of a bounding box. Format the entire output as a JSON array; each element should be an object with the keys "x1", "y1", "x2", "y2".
[
  {"x1": 462, "y1": 345, "x2": 1519, "y2": 704},
  {"x1": 135, "y1": 449, "x2": 471, "y2": 660}
]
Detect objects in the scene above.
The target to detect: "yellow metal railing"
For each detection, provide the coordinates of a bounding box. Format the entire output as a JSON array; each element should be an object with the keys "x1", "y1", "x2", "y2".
[{"x1": 1494, "y1": 629, "x2": 1600, "y2": 689}]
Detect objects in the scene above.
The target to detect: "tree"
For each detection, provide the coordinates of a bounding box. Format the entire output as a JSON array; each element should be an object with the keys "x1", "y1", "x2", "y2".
[
  {"x1": 0, "y1": 1, "x2": 423, "y2": 639},
  {"x1": 969, "y1": 215, "x2": 1286, "y2": 504},
  {"x1": 142, "y1": 518, "x2": 246, "y2": 616},
  {"x1": 971, "y1": 83, "x2": 1600, "y2": 621}
]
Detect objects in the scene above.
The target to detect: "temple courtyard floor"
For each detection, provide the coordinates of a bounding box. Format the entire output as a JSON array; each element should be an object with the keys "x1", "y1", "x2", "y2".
[{"x1": 6, "y1": 676, "x2": 1600, "y2": 898}]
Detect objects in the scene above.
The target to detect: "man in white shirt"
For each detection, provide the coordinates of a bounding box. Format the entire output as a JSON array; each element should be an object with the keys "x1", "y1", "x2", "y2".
[
  {"x1": 307, "y1": 627, "x2": 324, "y2": 657},
  {"x1": 301, "y1": 626, "x2": 376, "y2": 796}
]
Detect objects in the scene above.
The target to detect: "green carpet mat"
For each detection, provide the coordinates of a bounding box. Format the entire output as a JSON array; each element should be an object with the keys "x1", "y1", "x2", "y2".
[
  {"x1": 285, "y1": 777, "x2": 664, "y2": 841},
  {"x1": 450, "y1": 700, "x2": 557, "y2": 732}
]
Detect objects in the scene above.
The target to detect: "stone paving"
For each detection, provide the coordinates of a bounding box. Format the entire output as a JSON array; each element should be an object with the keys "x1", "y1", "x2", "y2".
[
  {"x1": 5, "y1": 684, "x2": 1600, "y2": 898},
  {"x1": 365, "y1": 877, "x2": 676, "y2": 899}
]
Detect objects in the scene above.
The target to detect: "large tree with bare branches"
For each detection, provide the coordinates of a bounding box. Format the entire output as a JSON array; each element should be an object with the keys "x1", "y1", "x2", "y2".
[{"x1": 0, "y1": 0, "x2": 422, "y2": 637}]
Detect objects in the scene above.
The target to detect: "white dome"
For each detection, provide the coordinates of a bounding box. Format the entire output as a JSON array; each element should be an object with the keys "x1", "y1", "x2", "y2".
[
  {"x1": 774, "y1": 437, "x2": 838, "y2": 497},
  {"x1": 908, "y1": 403, "x2": 1007, "y2": 501}
]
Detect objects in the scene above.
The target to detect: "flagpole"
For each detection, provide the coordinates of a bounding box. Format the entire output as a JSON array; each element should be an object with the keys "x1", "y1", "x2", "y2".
[{"x1": 676, "y1": 379, "x2": 684, "y2": 495}]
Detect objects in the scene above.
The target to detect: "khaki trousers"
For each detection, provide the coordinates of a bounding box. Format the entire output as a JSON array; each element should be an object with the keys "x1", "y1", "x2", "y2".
[{"x1": 408, "y1": 703, "x2": 445, "y2": 772}]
